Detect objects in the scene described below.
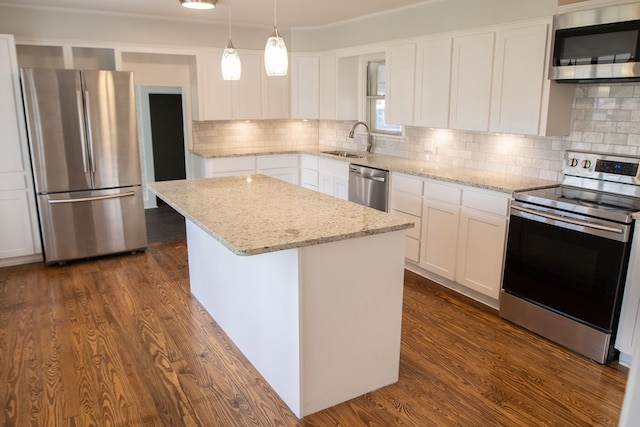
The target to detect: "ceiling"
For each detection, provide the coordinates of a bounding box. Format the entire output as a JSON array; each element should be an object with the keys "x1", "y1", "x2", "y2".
[{"x1": 0, "y1": 0, "x2": 434, "y2": 29}]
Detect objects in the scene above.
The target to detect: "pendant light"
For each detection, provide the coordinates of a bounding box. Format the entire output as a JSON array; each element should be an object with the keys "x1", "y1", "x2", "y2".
[
  {"x1": 221, "y1": 0, "x2": 241, "y2": 80},
  {"x1": 180, "y1": 0, "x2": 216, "y2": 10},
  {"x1": 264, "y1": 0, "x2": 288, "y2": 76}
]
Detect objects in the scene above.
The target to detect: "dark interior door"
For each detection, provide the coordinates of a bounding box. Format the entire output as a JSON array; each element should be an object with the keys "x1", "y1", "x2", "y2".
[{"x1": 149, "y1": 93, "x2": 186, "y2": 206}]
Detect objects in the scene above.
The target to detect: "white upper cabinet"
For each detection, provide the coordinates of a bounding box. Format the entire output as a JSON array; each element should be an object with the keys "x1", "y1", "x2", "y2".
[
  {"x1": 196, "y1": 50, "x2": 233, "y2": 121},
  {"x1": 449, "y1": 31, "x2": 495, "y2": 132},
  {"x1": 196, "y1": 50, "x2": 269, "y2": 121},
  {"x1": 336, "y1": 55, "x2": 360, "y2": 121},
  {"x1": 490, "y1": 19, "x2": 572, "y2": 136},
  {"x1": 385, "y1": 42, "x2": 416, "y2": 126},
  {"x1": 262, "y1": 65, "x2": 289, "y2": 119},
  {"x1": 231, "y1": 51, "x2": 262, "y2": 120},
  {"x1": 319, "y1": 53, "x2": 337, "y2": 120},
  {"x1": 490, "y1": 24, "x2": 547, "y2": 135},
  {"x1": 290, "y1": 54, "x2": 319, "y2": 119},
  {"x1": 413, "y1": 37, "x2": 452, "y2": 129}
]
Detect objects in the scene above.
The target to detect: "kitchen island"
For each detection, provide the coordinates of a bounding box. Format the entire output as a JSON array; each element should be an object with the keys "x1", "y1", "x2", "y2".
[{"x1": 148, "y1": 175, "x2": 413, "y2": 418}]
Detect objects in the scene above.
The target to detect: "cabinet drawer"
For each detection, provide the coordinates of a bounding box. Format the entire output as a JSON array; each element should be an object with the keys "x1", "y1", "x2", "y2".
[
  {"x1": 210, "y1": 156, "x2": 256, "y2": 174},
  {"x1": 257, "y1": 155, "x2": 299, "y2": 169},
  {"x1": 301, "y1": 168, "x2": 318, "y2": 187},
  {"x1": 405, "y1": 237, "x2": 420, "y2": 263},
  {"x1": 301, "y1": 154, "x2": 319, "y2": 170},
  {"x1": 392, "y1": 173, "x2": 423, "y2": 196},
  {"x1": 425, "y1": 180, "x2": 462, "y2": 205},
  {"x1": 318, "y1": 158, "x2": 349, "y2": 179},
  {"x1": 390, "y1": 209, "x2": 421, "y2": 240},
  {"x1": 462, "y1": 188, "x2": 510, "y2": 216},
  {"x1": 391, "y1": 192, "x2": 422, "y2": 217}
]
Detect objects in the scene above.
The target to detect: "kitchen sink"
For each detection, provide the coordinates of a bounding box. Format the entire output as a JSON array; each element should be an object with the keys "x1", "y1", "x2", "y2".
[{"x1": 321, "y1": 150, "x2": 365, "y2": 159}]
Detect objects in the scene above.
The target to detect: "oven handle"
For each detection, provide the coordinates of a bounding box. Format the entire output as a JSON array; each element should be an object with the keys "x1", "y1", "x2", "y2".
[{"x1": 511, "y1": 205, "x2": 624, "y2": 234}]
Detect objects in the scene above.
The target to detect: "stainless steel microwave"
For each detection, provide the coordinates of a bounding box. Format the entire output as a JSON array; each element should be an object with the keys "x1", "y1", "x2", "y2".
[{"x1": 550, "y1": 3, "x2": 640, "y2": 83}]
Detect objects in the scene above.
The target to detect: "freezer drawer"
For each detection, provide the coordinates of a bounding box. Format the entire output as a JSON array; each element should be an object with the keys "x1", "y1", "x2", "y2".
[{"x1": 37, "y1": 186, "x2": 147, "y2": 263}]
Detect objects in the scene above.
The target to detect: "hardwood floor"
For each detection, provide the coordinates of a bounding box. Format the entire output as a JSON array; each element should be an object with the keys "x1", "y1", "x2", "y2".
[
  {"x1": 0, "y1": 240, "x2": 628, "y2": 426},
  {"x1": 145, "y1": 202, "x2": 186, "y2": 243}
]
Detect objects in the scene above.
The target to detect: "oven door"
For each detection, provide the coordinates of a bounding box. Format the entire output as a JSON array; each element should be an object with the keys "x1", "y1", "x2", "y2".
[{"x1": 502, "y1": 202, "x2": 633, "y2": 333}]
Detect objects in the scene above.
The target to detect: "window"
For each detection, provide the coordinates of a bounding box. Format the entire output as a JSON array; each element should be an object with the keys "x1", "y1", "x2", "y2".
[{"x1": 367, "y1": 60, "x2": 402, "y2": 135}]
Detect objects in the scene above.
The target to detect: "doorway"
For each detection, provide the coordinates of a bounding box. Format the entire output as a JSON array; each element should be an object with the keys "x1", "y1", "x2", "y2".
[{"x1": 136, "y1": 86, "x2": 189, "y2": 209}]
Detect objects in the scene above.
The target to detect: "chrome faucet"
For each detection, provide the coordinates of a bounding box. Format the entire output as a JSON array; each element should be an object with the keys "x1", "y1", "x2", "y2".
[{"x1": 348, "y1": 121, "x2": 374, "y2": 154}]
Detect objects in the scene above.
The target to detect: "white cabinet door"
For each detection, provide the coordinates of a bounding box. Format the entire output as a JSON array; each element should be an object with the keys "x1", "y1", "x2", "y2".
[
  {"x1": 262, "y1": 64, "x2": 289, "y2": 119},
  {"x1": 490, "y1": 23, "x2": 548, "y2": 135},
  {"x1": 197, "y1": 51, "x2": 233, "y2": 120},
  {"x1": 232, "y1": 52, "x2": 262, "y2": 120},
  {"x1": 421, "y1": 200, "x2": 460, "y2": 280},
  {"x1": 455, "y1": 208, "x2": 507, "y2": 299},
  {"x1": 0, "y1": 190, "x2": 37, "y2": 258},
  {"x1": 450, "y1": 32, "x2": 495, "y2": 132},
  {"x1": 414, "y1": 37, "x2": 452, "y2": 129},
  {"x1": 0, "y1": 34, "x2": 40, "y2": 261},
  {"x1": 319, "y1": 53, "x2": 336, "y2": 120},
  {"x1": 290, "y1": 55, "x2": 319, "y2": 119},
  {"x1": 318, "y1": 157, "x2": 349, "y2": 200},
  {"x1": 385, "y1": 43, "x2": 416, "y2": 126},
  {"x1": 336, "y1": 55, "x2": 359, "y2": 121},
  {"x1": 616, "y1": 226, "x2": 640, "y2": 362}
]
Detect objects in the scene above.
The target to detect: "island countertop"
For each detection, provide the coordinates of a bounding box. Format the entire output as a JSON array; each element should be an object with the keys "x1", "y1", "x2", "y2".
[{"x1": 148, "y1": 175, "x2": 414, "y2": 256}]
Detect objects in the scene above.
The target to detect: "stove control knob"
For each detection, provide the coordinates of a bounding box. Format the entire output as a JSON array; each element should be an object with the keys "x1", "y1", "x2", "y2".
[
  {"x1": 582, "y1": 159, "x2": 592, "y2": 169},
  {"x1": 569, "y1": 158, "x2": 579, "y2": 167}
]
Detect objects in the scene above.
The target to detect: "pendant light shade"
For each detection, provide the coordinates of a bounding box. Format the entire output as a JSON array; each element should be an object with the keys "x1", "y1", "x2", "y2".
[
  {"x1": 222, "y1": 41, "x2": 241, "y2": 80},
  {"x1": 264, "y1": 0, "x2": 288, "y2": 76},
  {"x1": 180, "y1": 0, "x2": 216, "y2": 10}
]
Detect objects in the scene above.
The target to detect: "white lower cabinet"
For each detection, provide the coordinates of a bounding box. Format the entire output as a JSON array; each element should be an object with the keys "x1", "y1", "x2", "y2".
[
  {"x1": 392, "y1": 171, "x2": 510, "y2": 301},
  {"x1": 256, "y1": 155, "x2": 299, "y2": 185},
  {"x1": 455, "y1": 188, "x2": 509, "y2": 299},
  {"x1": 318, "y1": 157, "x2": 349, "y2": 200},
  {"x1": 0, "y1": 190, "x2": 37, "y2": 259},
  {"x1": 191, "y1": 154, "x2": 298, "y2": 185},
  {"x1": 300, "y1": 154, "x2": 319, "y2": 191}
]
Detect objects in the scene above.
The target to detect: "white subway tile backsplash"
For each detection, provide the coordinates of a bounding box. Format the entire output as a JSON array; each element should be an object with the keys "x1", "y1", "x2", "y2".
[{"x1": 191, "y1": 82, "x2": 640, "y2": 181}]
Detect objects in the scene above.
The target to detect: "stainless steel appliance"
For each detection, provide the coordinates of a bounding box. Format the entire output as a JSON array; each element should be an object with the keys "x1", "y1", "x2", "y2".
[
  {"x1": 550, "y1": 3, "x2": 640, "y2": 83},
  {"x1": 501, "y1": 151, "x2": 640, "y2": 363},
  {"x1": 20, "y1": 68, "x2": 147, "y2": 264},
  {"x1": 348, "y1": 164, "x2": 389, "y2": 212}
]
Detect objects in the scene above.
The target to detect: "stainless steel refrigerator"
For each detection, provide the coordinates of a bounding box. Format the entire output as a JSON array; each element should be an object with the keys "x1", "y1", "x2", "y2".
[{"x1": 20, "y1": 68, "x2": 147, "y2": 264}]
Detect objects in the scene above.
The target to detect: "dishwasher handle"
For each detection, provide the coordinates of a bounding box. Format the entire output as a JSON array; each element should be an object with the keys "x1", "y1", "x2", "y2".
[{"x1": 349, "y1": 166, "x2": 387, "y2": 182}]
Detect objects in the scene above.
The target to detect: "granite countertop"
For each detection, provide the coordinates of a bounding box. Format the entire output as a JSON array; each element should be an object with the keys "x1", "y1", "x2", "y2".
[
  {"x1": 191, "y1": 144, "x2": 559, "y2": 194},
  {"x1": 148, "y1": 175, "x2": 414, "y2": 256}
]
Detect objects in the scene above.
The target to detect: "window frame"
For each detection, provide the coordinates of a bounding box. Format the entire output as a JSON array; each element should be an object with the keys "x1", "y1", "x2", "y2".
[{"x1": 365, "y1": 58, "x2": 403, "y2": 137}]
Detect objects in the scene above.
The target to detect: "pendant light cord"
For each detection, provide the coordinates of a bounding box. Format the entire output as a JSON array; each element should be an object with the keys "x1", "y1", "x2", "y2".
[
  {"x1": 227, "y1": 0, "x2": 232, "y2": 39},
  {"x1": 273, "y1": 0, "x2": 277, "y2": 29}
]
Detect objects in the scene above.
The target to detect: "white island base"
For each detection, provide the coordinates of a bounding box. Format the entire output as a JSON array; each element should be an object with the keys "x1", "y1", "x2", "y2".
[{"x1": 186, "y1": 219, "x2": 406, "y2": 418}]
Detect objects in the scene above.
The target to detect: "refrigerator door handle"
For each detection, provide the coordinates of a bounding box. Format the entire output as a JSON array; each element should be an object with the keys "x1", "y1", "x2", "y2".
[
  {"x1": 47, "y1": 191, "x2": 136, "y2": 204},
  {"x1": 76, "y1": 90, "x2": 89, "y2": 174},
  {"x1": 84, "y1": 90, "x2": 96, "y2": 174}
]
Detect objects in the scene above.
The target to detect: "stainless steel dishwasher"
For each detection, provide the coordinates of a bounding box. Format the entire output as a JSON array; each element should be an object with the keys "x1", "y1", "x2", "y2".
[{"x1": 348, "y1": 164, "x2": 389, "y2": 212}]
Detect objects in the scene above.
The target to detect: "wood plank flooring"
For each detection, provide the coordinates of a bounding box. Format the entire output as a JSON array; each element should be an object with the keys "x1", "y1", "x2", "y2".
[{"x1": 0, "y1": 240, "x2": 628, "y2": 426}]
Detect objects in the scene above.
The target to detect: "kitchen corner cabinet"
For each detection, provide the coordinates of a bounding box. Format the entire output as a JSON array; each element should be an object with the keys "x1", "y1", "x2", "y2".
[
  {"x1": 0, "y1": 34, "x2": 41, "y2": 263},
  {"x1": 290, "y1": 55, "x2": 319, "y2": 119},
  {"x1": 262, "y1": 68, "x2": 289, "y2": 119},
  {"x1": 414, "y1": 37, "x2": 452, "y2": 129},
  {"x1": 195, "y1": 51, "x2": 264, "y2": 121},
  {"x1": 319, "y1": 54, "x2": 337, "y2": 120},
  {"x1": 449, "y1": 31, "x2": 495, "y2": 132},
  {"x1": 386, "y1": 43, "x2": 416, "y2": 126},
  {"x1": 318, "y1": 157, "x2": 349, "y2": 200},
  {"x1": 191, "y1": 154, "x2": 298, "y2": 185}
]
